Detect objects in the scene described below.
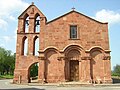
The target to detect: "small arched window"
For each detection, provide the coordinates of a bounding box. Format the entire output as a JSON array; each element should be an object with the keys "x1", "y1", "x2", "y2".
[
  {"x1": 25, "y1": 16, "x2": 29, "y2": 33},
  {"x1": 35, "y1": 16, "x2": 40, "y2": 32},
  {"x1": 22, "y1": 36, "x2": 28, "y2": 56},
  {"x1": 33, "y1": 36, "x2": 39, "y2": 56}
]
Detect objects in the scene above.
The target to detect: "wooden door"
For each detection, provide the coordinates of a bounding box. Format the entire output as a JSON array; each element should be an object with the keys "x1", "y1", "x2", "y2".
[{"x1": 70, "y1": 60, "x2": 79, "y2": 81}]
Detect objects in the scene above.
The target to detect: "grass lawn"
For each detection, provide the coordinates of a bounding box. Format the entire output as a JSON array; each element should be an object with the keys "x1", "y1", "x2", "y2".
[{"x1": 0, "y1": 75, "x2": 13, "y2": 79}]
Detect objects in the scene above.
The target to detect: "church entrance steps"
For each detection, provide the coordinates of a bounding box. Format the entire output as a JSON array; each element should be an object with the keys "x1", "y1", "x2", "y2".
[{"x1": 28, "y1": 81, "x2": 93, "y2": 87}]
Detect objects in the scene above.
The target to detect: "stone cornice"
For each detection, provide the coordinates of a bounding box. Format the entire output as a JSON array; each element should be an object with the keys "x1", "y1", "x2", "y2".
[
  {"x1": 103, "y1": 56, "x2": 111, "y2": 60},
  {"x1": 81, "y1": 56, "x2": 91, "y2": 60},
  {"x1": 38, "y1": 56, "x2": 46, "y2": 60},
  {"x1": 85, "y1": 50, "x2": 111, "y2": 53}
]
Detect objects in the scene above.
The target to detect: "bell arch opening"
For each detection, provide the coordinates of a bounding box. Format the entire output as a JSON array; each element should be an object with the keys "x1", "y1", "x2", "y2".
[
  {"x1": 21, "y1": 36, "x2": 28, "y2": 56},
  {"x1": 34, "y1": 13, "x2": 40, "y2": 33},
  {"x1": 24, "y1": 16, "x2": 29, "y2": 33}
]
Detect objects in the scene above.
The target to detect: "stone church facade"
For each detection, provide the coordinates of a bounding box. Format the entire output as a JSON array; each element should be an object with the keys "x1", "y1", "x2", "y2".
[{"x1": 13, "y1": 3, "x2": 112, "y2": 84}]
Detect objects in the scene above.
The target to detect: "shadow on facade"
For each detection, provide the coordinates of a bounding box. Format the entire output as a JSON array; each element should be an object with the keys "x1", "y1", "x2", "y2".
[
  {"x1": 64, "y1": 60, "x2": 69, "y2": 81},
  {"x1": 44, "y1": 58, "x2": 50, "y2": 83},
  {"x1": 90, "y1": 58, "x2": 96, "y2": 81}
]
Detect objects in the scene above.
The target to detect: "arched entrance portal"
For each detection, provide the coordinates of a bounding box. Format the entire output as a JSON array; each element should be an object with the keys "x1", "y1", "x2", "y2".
[
  {"x1": 65, "y1": 49, "x2": 81, "y2": 81},
  {"x1": 28, "y1": 62, "x2": 39, "y2": 83},
  {"x1": 90, "y1": 49, "x2": 104, "y2": 83}
]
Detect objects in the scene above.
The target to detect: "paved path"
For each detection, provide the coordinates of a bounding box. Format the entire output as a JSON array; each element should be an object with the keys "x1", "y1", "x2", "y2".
[{"x1": 1, "y1": 79, "x2": 120, "y2": 90}]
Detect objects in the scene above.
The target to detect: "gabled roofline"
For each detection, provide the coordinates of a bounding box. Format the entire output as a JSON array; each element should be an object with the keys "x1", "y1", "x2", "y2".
[
  {"x1": 18, "y1": 4, "x2": 46, "y2": 20},
  {"x1": 46, "y1": 10, "x2": 108, "y2": 24}
]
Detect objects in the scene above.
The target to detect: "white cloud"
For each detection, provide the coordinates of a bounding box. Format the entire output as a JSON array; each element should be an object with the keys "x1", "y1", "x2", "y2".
[
  {"x1": 0, "y1": 0, "x2": 29, "y2": 16},
  {"x1": 3, "y1": 27, "x2": 18, "y2": 46},
  {"x1": 0, "y1": 0, "x2": 29, "y2": 31},
  {"x1": 1, "y1": 27, "x2": 18, "y2": 44},
  {"x1": 9, "y1": 16, "x2": 16, "y2": 21},
  {"x1": 3, "y1": 36, "x2": 12, "y2": 43},
  {"x1": 0, "y1": 44, "x2": 5, "y2": 47},
  {"x1": 94, "y1": 9, "x2": 120, "y2": 25},
  {"x1": 14, "y1": 27, "x2": 18, "y2": 40},
  {"x1": 0, "y1": 19, "x2": 7, "y2": 31}
]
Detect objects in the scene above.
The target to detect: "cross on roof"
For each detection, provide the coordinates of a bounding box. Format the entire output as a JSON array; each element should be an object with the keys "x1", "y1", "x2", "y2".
[
  {"x1": 72, "y1": 7, "x2": 75, "y2": 11},
  {"x1": 31, "y1": 2, "x2": 34, "y2": 5}
]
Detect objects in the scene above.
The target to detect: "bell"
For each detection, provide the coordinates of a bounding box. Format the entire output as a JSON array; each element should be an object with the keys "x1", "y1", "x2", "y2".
[
  {"x1": 36, "y1": 20, "x2": 40, "y2": 25},
  {"x1": 25, "y1": 20, "x2": 29, "y2": 26}
]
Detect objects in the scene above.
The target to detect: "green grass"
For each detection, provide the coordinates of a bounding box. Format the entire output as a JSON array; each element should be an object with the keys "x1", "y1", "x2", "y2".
[{"x1": 0, "y1": 75, "x2": 13, "y2": 79}]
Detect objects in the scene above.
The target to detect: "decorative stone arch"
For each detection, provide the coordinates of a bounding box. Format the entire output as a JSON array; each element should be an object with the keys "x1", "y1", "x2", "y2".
[
  {"x1": 43, "y1": 46, "x2": 59, "y2": 53},
  {"x1": 90, "y1": 48, "x2": 104, "y2": 60},
  {"x1": 62, "y1": 44, "x2": 84, "y2": 51},
  {"x1": 63, "y1": 44, "x2": 84, "y2": 57},
  {"x1": 44, "y1": 47, "x2": 59, "y2": 61},
  {"x1": 34, "y1": 13, "x2": 40, "y2": 19},
  {"x1": 23, "y1": 13, "x2": 29, "y2": 20},
  {"x1": 21, "y1": 36, "x2": 28, "y2": 55},
  {"x1": 27, "y1": 61, "x2": 39, "y2": 72},
  {"x1": 63, "y1": 45, "x2": 83, "y2": 81},
  {"x1": 86, "y1": 46, "x2": 105, "y2": 54},
  {"x1": 89, "y1": 46, "x2": 105, "y2": 83},
  {"x1": 43, "y1": 47, "x2": 60, "y2": 82},
  {"x1": 27, "y1": 61, "x2": 39, "y2": 83}
]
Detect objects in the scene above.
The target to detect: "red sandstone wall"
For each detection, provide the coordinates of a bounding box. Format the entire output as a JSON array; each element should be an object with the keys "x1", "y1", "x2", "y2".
[{"x1": 40, "y1": 11, "x2": 109, "y2": 51}]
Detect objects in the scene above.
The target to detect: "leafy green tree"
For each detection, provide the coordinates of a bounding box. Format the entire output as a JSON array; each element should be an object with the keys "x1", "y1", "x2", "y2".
[
  {"x1": 0, "y1": 47, "x2": 15, "y2": 75},
  {"x1": 112, "y1": 64, "x2": 120, "y2": 76},
  {"x1": 0, "y1": 47, "x2": 6, "y2": 75},
  {"x1": 30, "y1": 63, "x2": 38, "y2": 77}
]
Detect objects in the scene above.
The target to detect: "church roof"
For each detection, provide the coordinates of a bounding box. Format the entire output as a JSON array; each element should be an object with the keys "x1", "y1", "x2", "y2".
[
  {"x1": 18, "y1": 2, "x2": 108, "y2": 24},
  {"x1": 47, "y1": 10, "x2": 108, "y2": 24}
]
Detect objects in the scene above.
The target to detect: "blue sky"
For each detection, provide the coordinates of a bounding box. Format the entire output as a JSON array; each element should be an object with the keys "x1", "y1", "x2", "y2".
[{"x1": 0, "y1": 0, "x2": 120, "y2": 70}]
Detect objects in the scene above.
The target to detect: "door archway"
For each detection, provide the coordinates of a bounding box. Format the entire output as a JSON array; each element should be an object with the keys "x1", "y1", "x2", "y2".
[
  {"x1": 65, "y1": 49, "x2": 81, "y2": 81},
  {"x1": 28, "y1": 62, "x2": 39, "y2": 83}
]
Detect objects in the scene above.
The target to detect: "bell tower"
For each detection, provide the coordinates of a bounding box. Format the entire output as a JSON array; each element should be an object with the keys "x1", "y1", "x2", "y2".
[{"x1": 13, "y1": 2, "x2": 46, "y2": 83}]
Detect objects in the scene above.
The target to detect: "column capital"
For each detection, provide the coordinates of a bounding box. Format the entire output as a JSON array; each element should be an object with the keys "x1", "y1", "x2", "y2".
[
  {"x1": 81, "y1": 56, "x2": 91, "y2": 60},
  {"x1": 57, "y1": 56, "x2": 64, "y2": 61},
  {"x1": 103, "y1": 56, "x2": 111, "y2": 60},
  {"x1": 38, "y1": 56, "x2": 46, "y2": 60}
]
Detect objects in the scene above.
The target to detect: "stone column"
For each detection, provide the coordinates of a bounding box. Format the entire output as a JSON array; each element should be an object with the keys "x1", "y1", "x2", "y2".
[
  {"x1": 38, "y1": 56, "x2": 45, "y2": 83},
  {"x1": 18, "y1": 19, "x2": 24, "y2": 33},
  {"x1": 57, "y1": 56, "x2": 66, "y2": 82},
  {"x1": 81, "y1": 56, "x2": 91, "y2": 83},
  {"x1": 103, "y1": 56, "x2": 112, "y2": 83},
  {"x1": 27, "y1": 17, "x2": 35, "y2": 56},
  {"x1": 28, "y1": 35, "x2": 34, "y2": 56},
  {"x1": 79, "y1": 59, "x2": 82, "y2": 81},
  {"x1": 63, "y1": 57, "x2": 69, "y2": 81},
  {"x1": 29, "y1": 18, "x2": 35, "y2": 33},
  {"x1": 86, "y1": 57, "x2": 92, "y2": 83}
]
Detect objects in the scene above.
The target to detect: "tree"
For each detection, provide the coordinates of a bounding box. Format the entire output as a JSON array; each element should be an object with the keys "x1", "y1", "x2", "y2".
[
  {"x1": 112, "y1": 64, "x2": 120, "y2": 76},
  {"x1": 30, "y1": 63, "x2": 38, "y2": 77},
  {"x1": 0, "y1": 47, "x2": 6, "y2": 75},
  {"x1": 0, "y1": 47, "x2": 15, "y2": 75}
]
